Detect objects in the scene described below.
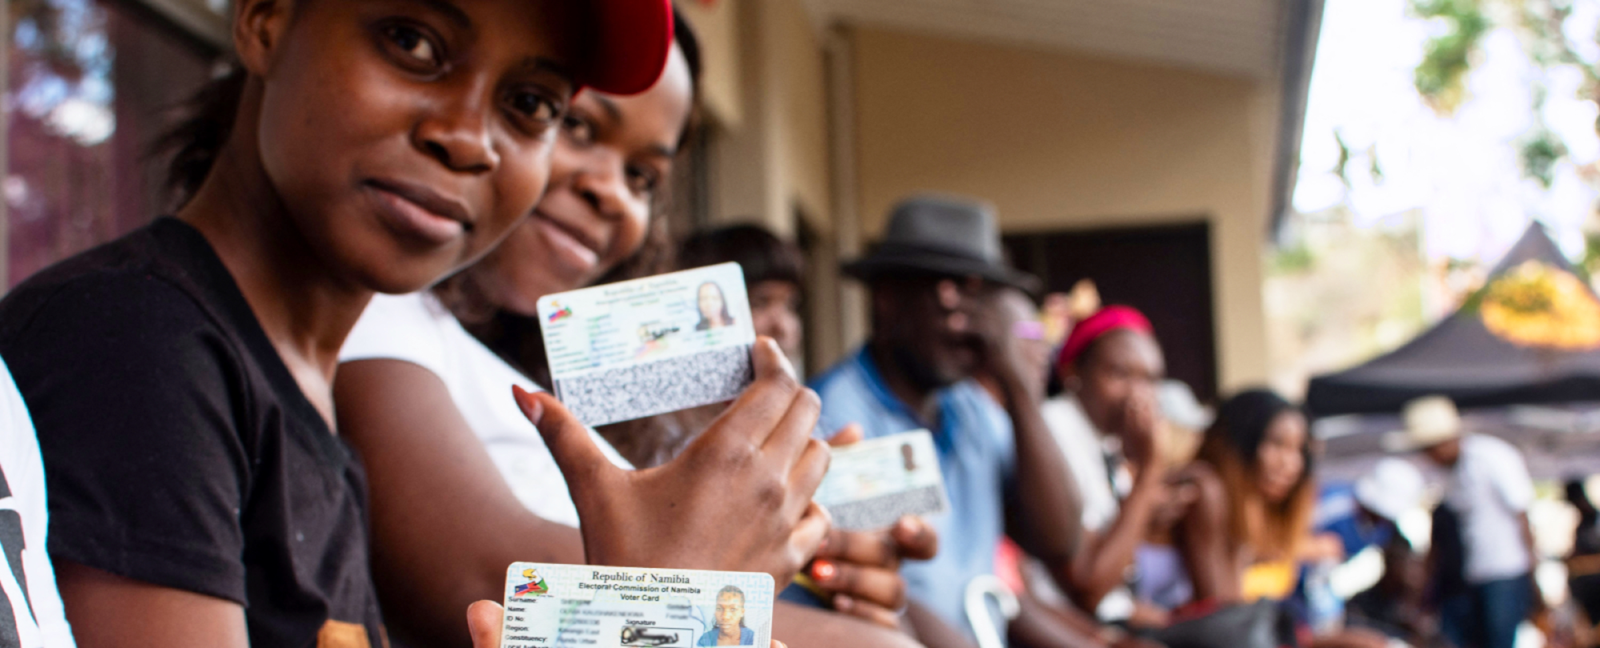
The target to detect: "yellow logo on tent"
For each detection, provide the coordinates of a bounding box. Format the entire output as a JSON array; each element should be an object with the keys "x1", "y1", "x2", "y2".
[{"x1": 1479, "y1": 260, "x2": 1600, "y2": 350}]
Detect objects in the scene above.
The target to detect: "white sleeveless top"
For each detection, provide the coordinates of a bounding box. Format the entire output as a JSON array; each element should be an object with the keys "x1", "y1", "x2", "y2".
[{"x1": 340, "y1": 292, "x2": 629, "y2": 528}]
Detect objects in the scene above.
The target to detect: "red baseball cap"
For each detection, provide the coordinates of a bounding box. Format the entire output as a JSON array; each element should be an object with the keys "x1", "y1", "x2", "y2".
[{"x1": 575, "y1": 0, "x2": 676, "y2": 96}]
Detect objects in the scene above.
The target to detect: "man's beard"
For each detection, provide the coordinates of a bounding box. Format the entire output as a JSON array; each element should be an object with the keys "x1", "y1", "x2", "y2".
[{"x1": 890, "y1": 343, "x2": 965, "y2": 391}]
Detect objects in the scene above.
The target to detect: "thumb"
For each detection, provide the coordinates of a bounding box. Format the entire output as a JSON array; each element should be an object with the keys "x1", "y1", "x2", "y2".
[
  {"x1": 891, "y1": 516, "x2": 939, "y2": 561},
  {"x1": 466, "y1": 601, "x2": 503, "y2": 648},
  {"x1": 513, "y1": 386, "x2": 612, "y2": 487},
  {"x1": 827, "y1": 423, "x2": 863, "y2": 447},
  {"x1": 751, "y1": 336, "x2": 798, "y2": 383},
  {"x1": 789, "y1": 501, "x2": 832, "y2": 570}
]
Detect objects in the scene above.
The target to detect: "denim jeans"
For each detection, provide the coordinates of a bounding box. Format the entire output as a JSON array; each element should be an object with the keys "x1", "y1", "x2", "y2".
[{"x1": 1439, "y1": 573, "x2": 1534, "y2": 648}]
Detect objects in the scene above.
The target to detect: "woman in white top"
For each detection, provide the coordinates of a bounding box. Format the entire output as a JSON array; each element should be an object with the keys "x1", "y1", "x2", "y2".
[
  {"x1": 0, "y1": 357, "x2": 73, "y2": 648},
  {"x1": 335, "y1": 14, "x2": 924, "y2": 648}
]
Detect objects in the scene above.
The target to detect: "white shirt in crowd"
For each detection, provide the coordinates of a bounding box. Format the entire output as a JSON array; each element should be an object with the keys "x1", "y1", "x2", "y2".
[
  {"x1": 340, "y1": 292, "x2": 629, "y2": 528},
  {"x1": 0, "y1": 357, "x2": 74, "y2": 647},
  {"x1": 1040, "y1": 395, "x2": 1137, "y2": 622},
  {"x1": 1443, "y1": 434, "x2": 1536, "y2": 584}
]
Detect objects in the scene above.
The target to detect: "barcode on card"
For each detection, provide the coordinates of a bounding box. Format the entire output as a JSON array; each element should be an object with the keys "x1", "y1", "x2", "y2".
[
  {"x1": 827, "y1": 485, "x2": 947, "y2": 531},
  {"x1": 553, "y1": 344, "x2": 753, "y2": 426}
]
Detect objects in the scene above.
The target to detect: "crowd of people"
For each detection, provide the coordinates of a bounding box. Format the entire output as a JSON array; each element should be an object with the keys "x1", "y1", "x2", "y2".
[{"x1": 0, "y1": 1, "x2": 1587, "y2": 648}]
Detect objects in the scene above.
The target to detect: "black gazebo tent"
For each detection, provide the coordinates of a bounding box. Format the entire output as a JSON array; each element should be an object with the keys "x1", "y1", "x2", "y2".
[{"x1": 1305, "y1": 222, "x2": 1600, "y2": 418}]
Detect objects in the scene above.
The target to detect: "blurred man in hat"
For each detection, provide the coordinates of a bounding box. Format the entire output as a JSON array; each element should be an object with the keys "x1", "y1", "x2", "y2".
[
  {"x1": 808, "y1": 195, "x2": 1095, "y2": 647},
  {"x1": 1396, "y1": 396, "x2": 1539, "y2": 648}
]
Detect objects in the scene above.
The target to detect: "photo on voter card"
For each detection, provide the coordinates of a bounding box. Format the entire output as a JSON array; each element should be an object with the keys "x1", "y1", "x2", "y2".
[
  {"x1": 536, "y1": 263, "x2": 756, "y2": 426},
  {"x1": 814, "y1": 430, "x2": 950, "y2": 531},
  {"x1": 501, "y1": 563, "x2": 773, "y2": 648},
  {"x1": 688, "y1": 585, "x2": 758, "y2": 646},
  {"x1": 614, "y1": 584, "x2": 757, "y2": 647}
]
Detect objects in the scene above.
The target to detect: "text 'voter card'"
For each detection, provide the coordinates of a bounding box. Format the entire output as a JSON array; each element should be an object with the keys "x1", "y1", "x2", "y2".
[
  {"x1": 814, "y1": 430, "x2": 950, "y2": 531},
  {"x1": 500, "y1": 562, "x2": 775, "y2": 648},
  {"x1": 537, "y1": 263, "x2": 756, "y2": 427}
]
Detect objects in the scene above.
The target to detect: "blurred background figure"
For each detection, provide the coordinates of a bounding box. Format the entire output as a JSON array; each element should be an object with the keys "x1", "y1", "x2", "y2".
[
  {"x1": 1042, "y1": 305, "x2": 1236, "y2": 627},
  {"x1": 1396, "y1": 396, "x2": 1539, "y2": 648},
  {"x1": 811, "y1": 194, "x2": 1096, "y2": 647},
  {"x1": 1198, "y1": 390, "x2": 1389, "y2": 648},
  {"x1": 1198, "y1": 390, "x2": 1320, "y2": 603},
  {"x1": 1329, "y1": 458, "x2": 1431, "y2": 644},
  {"x1": 1567, "y1": 478, "x2": 1600, "y2": 645}
]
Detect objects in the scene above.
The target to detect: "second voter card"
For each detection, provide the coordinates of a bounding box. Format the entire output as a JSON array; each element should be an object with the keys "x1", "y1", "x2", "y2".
[{"x1": 814, "y1": 430, "x2": 950, "y2": 531}]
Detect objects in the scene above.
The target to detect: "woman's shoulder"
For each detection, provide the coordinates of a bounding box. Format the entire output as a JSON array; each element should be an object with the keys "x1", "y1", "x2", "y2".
[
  {"x1": 0, "y1": 260, "x2": 235, "y2": 372},
  {"x1": 340, "y1": 292, "x2": 461, "y2": 375},
  {"x1": 0, "y1": 219, "x2": 256, "y2": 356}
]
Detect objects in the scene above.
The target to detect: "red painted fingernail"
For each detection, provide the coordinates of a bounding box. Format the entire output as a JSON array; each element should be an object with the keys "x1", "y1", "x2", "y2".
[
  {"x1": 811, "y1": 559, "x2": 837, "y2": 582},
  {"x1": 511, "y1": 386, "x2": 543, "y2": 423}
]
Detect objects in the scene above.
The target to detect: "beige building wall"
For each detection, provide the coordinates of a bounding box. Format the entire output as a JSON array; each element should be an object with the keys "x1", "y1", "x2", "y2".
[
  {"x1": 693, "y1": 0, "x2": 831, "y2": 237},
  {"x1": 681, "y1": 0, "x2": 845, "y2": 371},
  {"x1": 676, "y1": 0, "x2": 742, "y2": 129},
  {"x1": 849, "y1": 28, "x2": 1279, "y2": 391}
]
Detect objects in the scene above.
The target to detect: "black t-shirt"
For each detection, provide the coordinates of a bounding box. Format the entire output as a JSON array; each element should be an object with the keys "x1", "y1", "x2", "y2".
[{"x1": 0, "y1": 218, "x2": 386, "y2": 647}]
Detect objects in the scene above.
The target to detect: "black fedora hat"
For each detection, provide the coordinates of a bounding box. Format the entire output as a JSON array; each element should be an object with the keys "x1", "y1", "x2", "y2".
[{"x1": 843, "y1": 194, "x2": 1041, "y2": 295}]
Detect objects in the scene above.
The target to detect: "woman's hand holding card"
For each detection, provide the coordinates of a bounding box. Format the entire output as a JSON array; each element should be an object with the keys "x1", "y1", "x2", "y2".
[{"x1": 516, "y1": 337, "x2": 832, "y2": 587}]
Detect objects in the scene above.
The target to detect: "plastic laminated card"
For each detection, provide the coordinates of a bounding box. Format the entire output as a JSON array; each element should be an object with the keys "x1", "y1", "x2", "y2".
[
  {"x1": 499, "y1": 562, "x2": 774, "y2": 648},
  {"x1": 537, "y1": 263, "x2": 756, "y2": 426},
  {"x1": 814, "y1": 429, "x2": 950, "y2": 531}
]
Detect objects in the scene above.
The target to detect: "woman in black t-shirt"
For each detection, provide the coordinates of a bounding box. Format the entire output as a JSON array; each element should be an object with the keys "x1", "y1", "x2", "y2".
[{"x1": 0, "y1": 1, "x2": 825, "y2": 647}]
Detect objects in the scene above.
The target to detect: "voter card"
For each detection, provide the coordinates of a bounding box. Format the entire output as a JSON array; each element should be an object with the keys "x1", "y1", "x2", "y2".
[
  {"x1": 537, "y1": 263, "x2": 756, "y2": 426},
  {"x1": 814, "y1": 430, "x2": 950, "y2": 531},
  {"x1": 500, "y1": 562, "x2": 775, "y2": 648}
]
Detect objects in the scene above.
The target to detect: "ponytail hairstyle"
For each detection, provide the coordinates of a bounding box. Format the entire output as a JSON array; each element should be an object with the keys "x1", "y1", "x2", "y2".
[{"x1": 158, "y1": 67, "x2": 247, "y2": 208}]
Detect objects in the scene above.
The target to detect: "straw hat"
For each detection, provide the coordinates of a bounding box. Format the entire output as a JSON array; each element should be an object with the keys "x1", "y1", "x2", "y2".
[
  {"x1": 1354, "y1": 458, "x2": 1426, "y2": 523},
  {"x1": 1382, "y1": 395, "x2": 1464, "y2": 452}
]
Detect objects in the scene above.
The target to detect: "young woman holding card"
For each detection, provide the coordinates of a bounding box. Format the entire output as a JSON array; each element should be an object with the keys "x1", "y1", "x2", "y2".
[
  {"x1": 334, "y1": 12, "x2": 930, "y2": 648},
  {"x1": 0, "y1": 0, "x2": 823, "y2": 646}
]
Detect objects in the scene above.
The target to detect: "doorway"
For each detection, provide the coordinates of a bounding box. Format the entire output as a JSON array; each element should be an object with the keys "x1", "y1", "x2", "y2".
[{"x1": 1004, "y1": 221, "x2": 1219, "y2": 402}]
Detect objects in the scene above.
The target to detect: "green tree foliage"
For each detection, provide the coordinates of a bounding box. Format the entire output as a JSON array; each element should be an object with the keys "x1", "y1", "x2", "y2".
[
  {"x1": 1413, "y1": 0, "x2": 1491, "y2": 113},
  {"x1": 1522, "y1": 128, "x2": 1568, "y2": 188}
]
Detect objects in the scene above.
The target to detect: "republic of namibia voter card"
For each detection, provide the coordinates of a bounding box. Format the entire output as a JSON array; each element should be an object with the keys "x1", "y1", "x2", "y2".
[
  {"x1": 500, "y1": 563, "x2": 775, "y2": 648},
  {"x1": 537, "y1": 263, "x2": 756, "y2": 427},
  {"x1": 814, "y1": 430, "x2": 950, "y2": 531}
]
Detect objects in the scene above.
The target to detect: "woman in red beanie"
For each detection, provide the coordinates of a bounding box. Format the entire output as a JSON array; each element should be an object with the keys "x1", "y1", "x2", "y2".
[{"x1": 1040, "y1": 306, "x2": 1238, "y2": 628}]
